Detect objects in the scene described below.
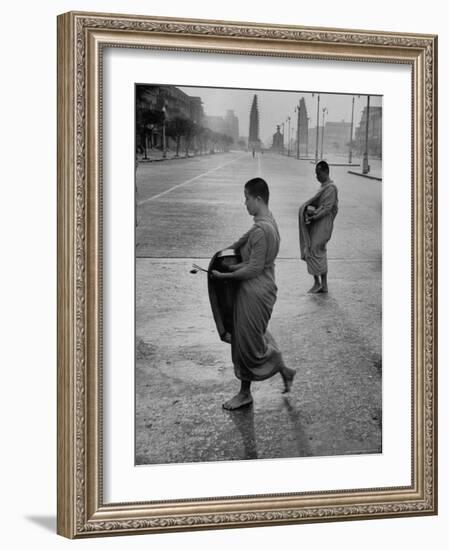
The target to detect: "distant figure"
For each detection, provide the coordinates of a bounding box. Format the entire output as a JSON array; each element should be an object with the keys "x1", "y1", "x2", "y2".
[
  {"x1": 298, "y1": 161, "x2": 338, "y2": 293},
  {"x1": 252, "y1": 148, "x2": 255, "y2": 158},
  {"x1": 211, "y1": 177, "x2": 296, "y2": 410}
]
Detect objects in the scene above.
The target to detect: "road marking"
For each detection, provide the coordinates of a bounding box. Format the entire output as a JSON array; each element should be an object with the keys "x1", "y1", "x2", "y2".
[{"x1": 138, "y1": 153, "x2": 246, "y2": 205}]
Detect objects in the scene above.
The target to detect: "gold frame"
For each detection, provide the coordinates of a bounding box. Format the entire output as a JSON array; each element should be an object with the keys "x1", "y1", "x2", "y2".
[{"x1": 57, "y1": 11, "x2": 438, "y2": 538}]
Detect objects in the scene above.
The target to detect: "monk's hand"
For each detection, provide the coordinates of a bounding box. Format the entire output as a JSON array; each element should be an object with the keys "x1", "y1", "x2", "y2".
[{"x1": 212, "y1": 270, "x2": 233, "y2": 280}]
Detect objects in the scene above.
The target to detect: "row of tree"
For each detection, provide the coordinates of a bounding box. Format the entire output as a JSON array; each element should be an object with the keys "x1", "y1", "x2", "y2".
[{"x1": 136, "y1": 108, "x2": 235, "y2": 158}]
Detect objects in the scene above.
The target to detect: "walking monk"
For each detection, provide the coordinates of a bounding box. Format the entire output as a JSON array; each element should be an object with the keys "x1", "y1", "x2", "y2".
[{"x1": 211, "y1": 177, "x2": 296, "y2": 410}]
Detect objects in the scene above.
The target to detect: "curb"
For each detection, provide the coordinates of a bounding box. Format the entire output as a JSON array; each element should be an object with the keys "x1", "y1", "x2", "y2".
[{"x1": 347, "y1": 170, "x2": 382, "y2": 181}]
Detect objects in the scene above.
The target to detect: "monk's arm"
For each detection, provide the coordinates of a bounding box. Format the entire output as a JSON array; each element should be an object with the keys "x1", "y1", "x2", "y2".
[
  {"x1": 310, "y1": 186, "x2": 337, "y2": 220},
  {"x1": 229, "y1": 229, "x2": 266, "y2": 280},
  {"x1": 227, "y1": 228, "x2": 251, "y2": 251}
]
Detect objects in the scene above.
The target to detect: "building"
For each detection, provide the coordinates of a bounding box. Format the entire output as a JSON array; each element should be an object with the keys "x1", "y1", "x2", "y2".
[
  {"x1": 323, "y1": 121, "x2": 352, "y2": 154},
  {"x1": 271, "y1": 125, "x2": 284, "y2": 152},
  {"x1": 203, "y1": 109, "x2": 240, "y2": 145},
  {"x1": 135, "y1": 85, "x2": 205, "y2": 153},
  {"x1": 297, "y1": 97, "x2": 309, "y2": 157},
  {"x1": 307, "y1": 120, "x2": 352, "y2": 158},
  {"x1": 354, "y1": 105, "x2": 382, "y2": 158},
  {"x1": 203, "y1": 115, "x2": 227, "y2": 135},
  {"x1": 224, "y1": 110, "x2": 239, "y2": 145},
  {"x1": 308, "y1": 126, "x2": 323, "y2": 159},
  {"x1": 248, "y1": 94, "x2": 260, "y2": 152}
]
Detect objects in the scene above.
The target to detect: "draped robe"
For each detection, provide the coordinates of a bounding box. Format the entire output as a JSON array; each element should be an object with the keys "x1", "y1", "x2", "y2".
[
  {"x1": 298, "y1": 182, "x2": 338, "y2": 275},
  {"x1": 227, "y1": 212, "x2": 285, "y2": 381}
]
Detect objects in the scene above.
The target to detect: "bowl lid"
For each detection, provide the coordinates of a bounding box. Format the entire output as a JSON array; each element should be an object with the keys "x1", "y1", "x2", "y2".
[{"x1": 217, "y1": 248, "x2": 238, "y2": 258}]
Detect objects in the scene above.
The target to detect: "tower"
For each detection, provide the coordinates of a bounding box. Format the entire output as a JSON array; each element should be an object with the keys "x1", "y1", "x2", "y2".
[{"x1": 248, "y1": 94, "x2": 260, "y2": 152}]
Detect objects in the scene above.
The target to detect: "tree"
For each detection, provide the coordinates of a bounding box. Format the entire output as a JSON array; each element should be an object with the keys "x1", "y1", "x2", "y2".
[
  {"x1": 136, "y1": 108, "x2": 165, "y2": 159},
  {"x1": 166, "y1": 116, "x2": 192, "y2": 157}
]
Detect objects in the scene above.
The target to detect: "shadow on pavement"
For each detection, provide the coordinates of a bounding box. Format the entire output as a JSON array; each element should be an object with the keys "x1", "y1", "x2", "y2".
[{"x1": 225, "y1": 404, "x2": 258, "y2": 460}]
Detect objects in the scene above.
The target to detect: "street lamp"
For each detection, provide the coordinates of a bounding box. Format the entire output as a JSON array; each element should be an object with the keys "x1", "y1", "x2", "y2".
[
  {"x1": 287, "y1": 116, "x2": 291, "y2": 156},
  {"x1": 348, "y1": 96, "x2": 355, "y2": 164},
  {"x1": 320, "y1": 107, "x2": 328, "y2": 160},
  {"x1": 363, "y1": 95, "x2": 371, "y2": 174},
  {"x1": 312, "y1": 93, "x2": 320, "y2": 163},
  {"x1": 280, "y1": 122, "x2": 285, "y2": 154},
  {"x1": 295, "y1": 102, "x2": 301, "y2": 159},
  {"x1": 306, "y1": 116, "x2": 310, "y2": 157},
  {"x1": 162, "y1": 104, "x2": 167, "y2": 159}
]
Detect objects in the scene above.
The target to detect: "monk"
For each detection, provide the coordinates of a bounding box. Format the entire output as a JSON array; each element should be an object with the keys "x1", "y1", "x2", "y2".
[
  {"x1": 298, "y1": 161, "x2": 338, "y2": 293},
  {"x1": 211, "y1": 177, "x2": 296, "y2": 410}
]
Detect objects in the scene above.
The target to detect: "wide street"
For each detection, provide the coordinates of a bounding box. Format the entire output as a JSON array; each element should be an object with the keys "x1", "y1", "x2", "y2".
[{"x1": 135, "y1": 151, "x2": 382, "y2": 465}]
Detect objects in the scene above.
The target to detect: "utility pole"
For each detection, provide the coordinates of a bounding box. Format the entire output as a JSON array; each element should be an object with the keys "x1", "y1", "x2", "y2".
[
  {"x1": 162, "y1": 105, "x2": 167, "y2": 159},
  {"x1": 281, "y1": 122, "x2": 285, "y2": 154},
  {"x1": 295, "y1": 102, "x2": 301, "y2": 159},
  {"x1": 349, "y1": 96, "x2": 355, "y2": 164},
  {"x1": 306, "y1": 117, "x2": 310, "y2": 157},
  {"x1": 362, "y1": 95, "x2": 371, "y2": 174},
  {"x1": 313, "y1": 93, "x2": 320, "y2": 163},
  {"x1": 320, "y1": 107, "x2": 328, "y2": 159},
  {"x1": 287, "y1": 116, "x2": 291, "y2": 156}
]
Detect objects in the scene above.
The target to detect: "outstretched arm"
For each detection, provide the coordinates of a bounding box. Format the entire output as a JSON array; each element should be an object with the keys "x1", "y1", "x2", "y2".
[
  {"x1": 213, "y1": 229, "x2": 266, "y2": 281},
  {"x1": 226, "y1": 228, "x2": 252, "y2": 251}
]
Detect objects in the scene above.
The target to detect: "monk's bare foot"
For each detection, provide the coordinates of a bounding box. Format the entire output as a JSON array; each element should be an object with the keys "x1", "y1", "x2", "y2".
[
  {"x1": 318, "y1": 286, "x2": 328, "y2": 293},
  {"x1": 308, "y1": 283, "x2": 322, "y2": 293},
  {"x1": 222, "y1": 392, "x2": 253, "y2": 410},
  {"x1": 281, "y1": 368, "x2": 296, "y2": 393}
]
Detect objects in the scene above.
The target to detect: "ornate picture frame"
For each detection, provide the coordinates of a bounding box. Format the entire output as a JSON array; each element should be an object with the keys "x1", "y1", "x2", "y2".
[{"x1": 57, "y1": 11, "x2": 437, "y2": 538}]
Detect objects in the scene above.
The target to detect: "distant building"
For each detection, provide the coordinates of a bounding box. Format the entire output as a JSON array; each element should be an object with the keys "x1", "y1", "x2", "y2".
[
  {"x1": 307, "y1": 120, "x2": 352, "y2": 158},
  {"x1": 203, "y1": 109, "x2": 240, "y2": 145},
  {"x1": 203, "y1": 115, "x2": 227, "y2": 135},
  {"x1": 271, "y1": 125, "x2": 284, "y2": 153},
  {"x1": 324, "y1": 121, "x2": 352, "y2": 154},
  {"x1": 248, "y1": 95, "x2": 261, "y2": 152},
  {"x1": 354, "y1": 106, "x2": 382, "y2": 158},
  {"x1": 225, "y1": 110, "x2": 239, "y2": 145},
  {"x1": 189, "y1": 96, "x2": 205, "y2": 125},
  {"x1": 297, "y1": 97, "x2": 309, "y2": 157},
  {"x1": 308, "y1": 126, "x2": 323, "y2": 159}
]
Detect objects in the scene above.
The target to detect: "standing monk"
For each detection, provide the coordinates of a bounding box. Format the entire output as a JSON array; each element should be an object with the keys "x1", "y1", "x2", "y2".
[
  {"x1": 211, "y1": 178, "x2": 296, "y2": 410},
  {"x1": 298, "y1": 161, "x2": 338, "y2": 293}
]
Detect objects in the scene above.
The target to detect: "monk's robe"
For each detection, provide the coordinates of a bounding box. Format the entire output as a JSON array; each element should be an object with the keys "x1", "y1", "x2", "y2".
[
  {"x1": 298, "y1": 182, "x2": 338, "y2": 275},
  {"x1": 228, "y1": 212, "x2": 286, "y2": 382}
]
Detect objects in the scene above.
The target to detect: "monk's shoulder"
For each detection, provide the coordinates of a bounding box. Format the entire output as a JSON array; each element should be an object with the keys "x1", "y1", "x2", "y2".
[{"x1": 250, "y1": 225, "x2": 266, "y2": 243}]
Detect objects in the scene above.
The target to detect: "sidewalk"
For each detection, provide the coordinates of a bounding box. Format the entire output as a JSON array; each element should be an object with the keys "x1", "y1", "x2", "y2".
[{"x1": 137, "y1": 149, "x2": 229, "y2": 163}]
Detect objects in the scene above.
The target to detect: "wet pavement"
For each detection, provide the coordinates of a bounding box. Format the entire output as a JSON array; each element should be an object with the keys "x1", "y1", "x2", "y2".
[{"x1": 135, "y1": 151, "x2": 382, "y2": 465}]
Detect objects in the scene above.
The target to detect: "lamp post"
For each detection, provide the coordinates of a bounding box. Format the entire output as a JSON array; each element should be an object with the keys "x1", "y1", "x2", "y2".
[
  {"x1": 281, "y1": 122, "x2": 285, "y2": 154},
  {"x1": 362, "y1": 95, "x2": 371, "y2": 174},
  {"x1": 295, "y1": 102, "x2": 301, "y2": 159},
  {"x1": 312, "y1": 93, "x2": 320, "y2": 163},
  {"x1": 306, "y1": 116, "x2": 310, "y2": 157},
  {"x1": 287, "y1": 116, "x2": 291, "y2": 156},
  {"x1": 162, "y1": 105, "x2": 167, "y2": 159},
  {"x1": 320, "y1": 107, "x2": 328, "y2": 160},
  {"x1": 349, "y1": 96, "x2": 355, "y2": 164}
]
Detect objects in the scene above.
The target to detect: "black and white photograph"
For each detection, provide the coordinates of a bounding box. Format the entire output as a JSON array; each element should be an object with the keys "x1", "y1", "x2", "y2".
[{"x1": 135, "y1": 84, "x2": 383, "y2": 466}]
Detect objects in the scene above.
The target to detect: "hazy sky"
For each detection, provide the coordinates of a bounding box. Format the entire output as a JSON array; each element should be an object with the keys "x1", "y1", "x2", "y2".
[{"x1": 179, "y1": 85, "x2": 382, "y2": 146}]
